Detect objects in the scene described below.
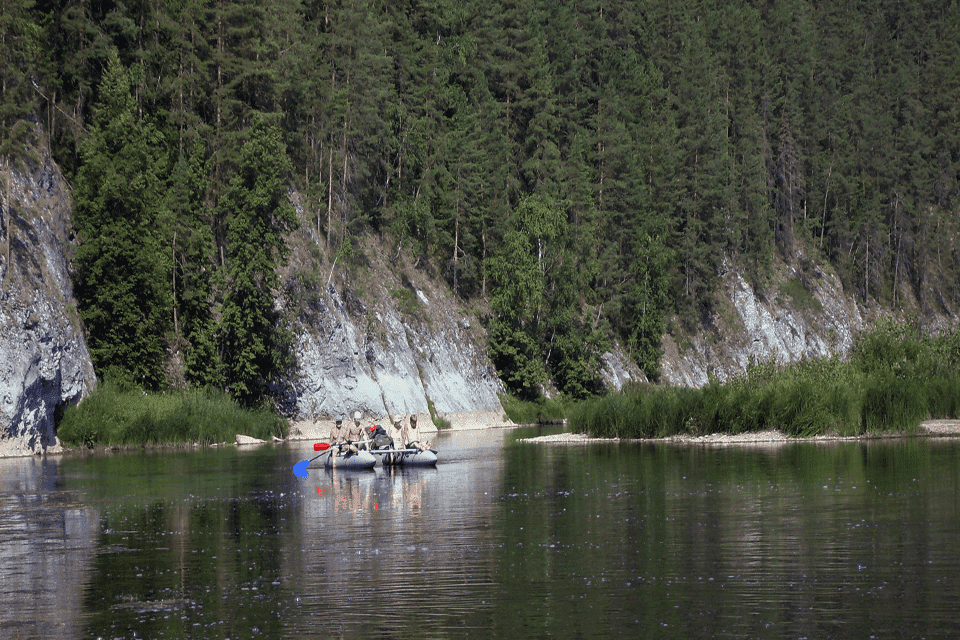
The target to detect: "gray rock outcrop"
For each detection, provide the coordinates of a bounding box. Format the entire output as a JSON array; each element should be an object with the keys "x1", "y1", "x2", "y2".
[
  {"x1": 292, "y1": 279, "x2": 505, "y2": 427},
  {"x1": 0, "y1": 145, "x2": 96, "y2": 457},
  {"x1": 661, "y1": 267, "x2": 868, "y2": 387}
]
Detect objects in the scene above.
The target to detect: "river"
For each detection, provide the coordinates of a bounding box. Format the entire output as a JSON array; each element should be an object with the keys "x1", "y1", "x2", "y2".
[{"x1": 2, "y1": 427, "x2": 959, "y2": 639}]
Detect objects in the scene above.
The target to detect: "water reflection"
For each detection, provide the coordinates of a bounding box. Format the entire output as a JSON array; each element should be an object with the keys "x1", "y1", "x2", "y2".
[
  {"x1": 293, "y1": 432, "x2": 505, "y2": 638},
  {"x1": 0, "y1": 456, "x2": 97, "y2": 640},
  {"x1": 3, "y1": 432, "x2": 960, "y2": 638},
  {"x1": 493, "y1": 437, "x2": 960, "y2": 638}
]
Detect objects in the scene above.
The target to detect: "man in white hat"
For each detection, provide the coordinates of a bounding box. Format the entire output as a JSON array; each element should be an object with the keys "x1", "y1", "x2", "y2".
[
  {"x1": 387, "y1": 415, "x2": 407, "y2": 449},
  {"x1": 350, "y1": 411, "x2": 370, "y2": 450}
]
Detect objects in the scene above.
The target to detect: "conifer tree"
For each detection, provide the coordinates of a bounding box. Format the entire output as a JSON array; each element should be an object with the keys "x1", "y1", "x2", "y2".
[
  {"x1": 0, "y1": 0, "x2": 41, "y2": 158},
  {"x1": 72, "y1": 50, "x2": 169, "y2": 388},
  {"x1": 218, "y1": 114, "x2": 296, "y2": 407},
  {"x1": 167, "y1": 136, "x2": 222, "y2": 388}
]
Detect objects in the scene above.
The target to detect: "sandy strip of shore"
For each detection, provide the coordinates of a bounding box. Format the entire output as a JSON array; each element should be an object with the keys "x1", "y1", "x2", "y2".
[
  {"x1": 287, "y1": 410, "x2": 516, "y2": 441},
  {"x1": 5, "y1": 416, "x2": 956, "y2": 459},
  {"x1": 518, "y1": 420, "x2": 960, "y2": 445}
]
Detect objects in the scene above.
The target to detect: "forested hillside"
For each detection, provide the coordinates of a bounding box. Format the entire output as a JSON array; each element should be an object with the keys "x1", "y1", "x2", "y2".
[{"x1": 2, "y1": 0, "x2": 959, "y2": 407}]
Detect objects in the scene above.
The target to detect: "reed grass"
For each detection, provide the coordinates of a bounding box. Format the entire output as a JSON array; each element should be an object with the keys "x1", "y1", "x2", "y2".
[
  {"x1": 569, "y1": 321, "x2": 960, "y2": 439},
  {"x1": 57, "y1": 380, "x2": 288, "y2": 448},
  {"x1": 501, "y1": 394, "x2": 572, "y2": 425}
]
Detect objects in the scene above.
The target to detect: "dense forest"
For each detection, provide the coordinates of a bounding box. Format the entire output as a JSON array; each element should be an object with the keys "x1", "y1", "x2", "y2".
[{"x1": 2, "y1": 0, "x2": 959, "y2": 408}]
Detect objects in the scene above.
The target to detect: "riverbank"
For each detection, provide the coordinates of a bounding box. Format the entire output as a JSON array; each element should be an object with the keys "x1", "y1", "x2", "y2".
[
  {"x1": 286, "y1": 410, "x2": 516, "y2": 441},
  {"x1": 7, "y1": 413, "x2": 954, "y2": 459},
  {"x1": 0, "y1": 409, "x2": 516, "y2": 459},
  {"x1": 520, "y1": 419, "x2": 960, "y2": 445}
]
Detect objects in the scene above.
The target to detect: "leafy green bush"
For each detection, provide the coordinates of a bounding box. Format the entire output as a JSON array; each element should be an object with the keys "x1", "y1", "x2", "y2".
[{"x1": 426, "y1": 397, "x2": 451, "y2": 430}]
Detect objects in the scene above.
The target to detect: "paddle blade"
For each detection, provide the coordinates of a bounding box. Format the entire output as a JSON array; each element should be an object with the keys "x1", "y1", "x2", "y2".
[
  {"x1": 314, "y1": 442, "x2": 331, "y2": 452},
  {"x1": 293, "y1": 459, "x2": 311, "y2": 479}
]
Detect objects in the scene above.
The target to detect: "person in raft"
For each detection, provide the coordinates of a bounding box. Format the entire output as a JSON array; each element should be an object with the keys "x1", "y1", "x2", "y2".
[
  {"x1": 386, "y1": 415, "x2": 407, "y2": 449},
  {"x1": 350, "y1": 411, "x2": 372, "y2": 450},
  {"x1": 406, "y1": 414, "x2": 432, "y2": 451},
  {"x1": 379, "y1": 415, "x2": 406, "y2": 465},
  {"x1": 329, "y1": 416, "x2": 357, "y2": 453}
]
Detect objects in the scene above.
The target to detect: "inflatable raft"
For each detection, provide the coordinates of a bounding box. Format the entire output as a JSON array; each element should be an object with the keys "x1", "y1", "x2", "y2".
[
  {"x1": 323, "y1": 449, "x2": 377, "y2": 470},
  {"x1": 371, "y1": 447, "x2": 438, "y2": 467}
]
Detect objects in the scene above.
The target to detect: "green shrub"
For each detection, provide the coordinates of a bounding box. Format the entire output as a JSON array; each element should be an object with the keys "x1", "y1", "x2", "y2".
[
  {"x1": 426, "y1": 397, "x2": 452, "y2": 430},
  {"x1": 860, "y1": 374, "x2": 927, "y2": 433},
  {"x1": 925, "y1": 376, "x2": 960, "y2": 419}
]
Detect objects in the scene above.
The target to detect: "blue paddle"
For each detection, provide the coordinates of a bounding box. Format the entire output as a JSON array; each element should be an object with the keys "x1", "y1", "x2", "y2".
[{"x1": 293, "y1": 442, "x2": 331, "y2": 478}]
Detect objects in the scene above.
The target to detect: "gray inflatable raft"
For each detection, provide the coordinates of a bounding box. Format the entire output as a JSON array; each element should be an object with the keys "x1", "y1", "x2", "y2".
[
  {"x1": 371, "y1": 447, "x2": 438, "y2": 467},
  {"x1": 323, "y1": 449, "x2": 377, "y2": 469}
]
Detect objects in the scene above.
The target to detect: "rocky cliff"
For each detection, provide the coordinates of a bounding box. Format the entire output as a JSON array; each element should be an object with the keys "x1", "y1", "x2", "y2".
[
  {"x1": 281, "y1": 227, "x2": 512, "y2": 431},
  {"x1": 5, "y1": 143, "x2": 954, "y2": 455},
  {"x1": 0, "y1": 143, "x2": 96, "y2": 457},
  {"x1": 660, "y1": 259, "x2": 956, "y2": 388},
  {"x1": 660, "y1": 265, "x2": 864, "y2": 387}
]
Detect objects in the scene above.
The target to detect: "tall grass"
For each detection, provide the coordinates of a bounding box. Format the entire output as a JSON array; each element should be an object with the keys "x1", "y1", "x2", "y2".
[
  {"x1": 569, "y1": 321, "x2": 960, "y2": 439},
  {"x1": 57, "y1": 380, "x2": 288, "y2": 448},
  {"x1": 501, "y1": 394, "x2": 572, "y2": 425}
]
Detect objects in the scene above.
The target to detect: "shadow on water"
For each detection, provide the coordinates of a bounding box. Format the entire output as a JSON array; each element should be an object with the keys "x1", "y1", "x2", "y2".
[{"x1": 3, "y1": 431, "x2": 960, "y2": 638}]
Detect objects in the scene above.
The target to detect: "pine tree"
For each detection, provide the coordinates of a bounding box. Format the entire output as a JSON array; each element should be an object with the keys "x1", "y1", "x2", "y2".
[
  {"x1": 167, "y1": 136, "x2": 222, "y2": 388},
  {"x1": 72, "y1": 50, "x2": 170, "y2": 388},
  {"x1": 0, "y1": 0, "x2": 41, "y2": 158},
  {"x1": 218, "y1": 114, "x2": 296, "y2": 407}
]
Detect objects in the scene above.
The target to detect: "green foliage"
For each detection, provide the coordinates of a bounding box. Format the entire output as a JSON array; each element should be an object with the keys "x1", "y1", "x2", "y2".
[
  {"x1": 0, "y1": 0, "x2": 42, "y2": 160},
  {"x1": 390, "y1": 286, "x2": 421, "y2": 317},
  {"x1": 219, "y1": 115, "x2": 297, "y2": 407},
  {"x1": 618, "y1": 234, "x2": 673, "y2": 381},
  {"x1": 13, "y1": 0, "x2": 960, "y2": 405},
  {"x1": 165, "y1": 136, "x2": 223, "y2": 389},
  {"x1": 778, "y1": 277, "x2": 823, "y2": 314},
  {"x1": 57, "y1": 379, "x2": 287, "y2": 447},
  {"x1": 488, "y1": 318, "x2": 546, "y2": 401},
  {"x1": 426, "y1": 397, "x2": 451, "y2": 430},
  {"x1": 487, "y1": 196, "x2": 605, "y2": 399},
  {"x1": 500, "y1": 394, "x2": 572, "y2": 426},
  {"x1": 72, "y1": 50, "x2": 169, "y2": 389},
  {"x1": 570, "y1": 323, "x2": 960, "y2": 439}
]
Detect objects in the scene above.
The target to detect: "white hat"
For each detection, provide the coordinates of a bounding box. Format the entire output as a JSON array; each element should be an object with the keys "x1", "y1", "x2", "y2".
[
  {"x1": 393, "y1": 415, "x2": 402, "y2": 424},
  {"x1": 353, "y1": 411, "x2": 362, "y2": 420}
]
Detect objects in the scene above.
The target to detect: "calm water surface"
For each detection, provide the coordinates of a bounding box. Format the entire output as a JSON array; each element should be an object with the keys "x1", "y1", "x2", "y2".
[{"x1": 2, "y1": 428, "x2": 960, "y2": 639}]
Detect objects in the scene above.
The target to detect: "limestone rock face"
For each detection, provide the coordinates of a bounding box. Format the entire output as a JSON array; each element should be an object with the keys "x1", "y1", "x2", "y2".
[
  {"x1": 1, "y1": 146, "x2": 96, "y2": 457},
  {"x1": 661, "y1": 269, "x2": 867, "y2": 387},
  {"x1": 292, "y1": 282, "x2": 505, "y2": 426}
]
